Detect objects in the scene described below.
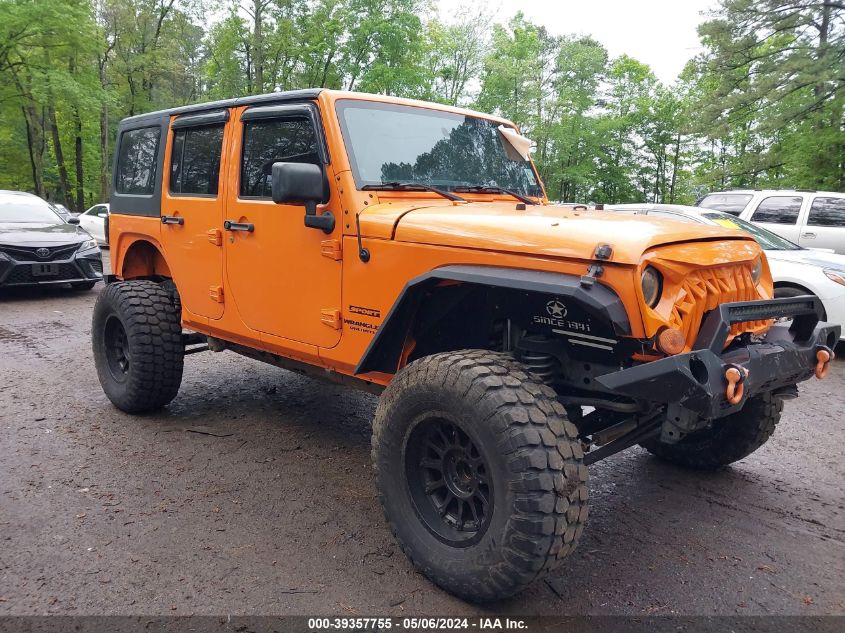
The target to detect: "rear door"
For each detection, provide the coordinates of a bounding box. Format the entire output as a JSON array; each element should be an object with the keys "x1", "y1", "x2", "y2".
[
  {"x1": 746, "y1": 195, "x2": 804, "y2": 243},
  {"x1": 159, "y1": 110, "x2": 229, "y2": 320},
  {"x1": 800, "y1": 195, "x2": 845, "y2": 254}
]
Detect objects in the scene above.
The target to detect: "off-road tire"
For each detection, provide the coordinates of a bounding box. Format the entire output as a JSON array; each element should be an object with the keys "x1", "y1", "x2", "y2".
[
  {"x1": 642, "y1": 392, "x2": 783, "y2": 470},
  {"x1": 92, "y1": 280, "x2": 184, "y2": 413},
  {"x1": 372, "y1": 350, "x2": 589, "y2": 602},
  {"x1": 71, "y1": 281, "x2": 97, "y2": 290}
]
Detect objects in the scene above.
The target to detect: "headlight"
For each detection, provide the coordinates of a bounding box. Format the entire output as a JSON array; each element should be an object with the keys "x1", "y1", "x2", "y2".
[
  {"x1": 824, "y1": 269, "x2": 845, "y2": 287},
  {"x1": 79, "y1": 239, "x2": 98, "y2": 251},
  {"x1": 641, "y1": 266, "x2": 662, "y2": 308},
  {"x1": 751, "y1": 256, "x2": 763, "y2": 285}
]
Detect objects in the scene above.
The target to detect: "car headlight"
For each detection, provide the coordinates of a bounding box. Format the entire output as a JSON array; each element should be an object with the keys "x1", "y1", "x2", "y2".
[
  {"x1": 79, "y1": 239, "x2": 98, "y2": 251},
  {"x1": 824, "y1": 269, "x2": 845, "y2": 287},
  {"x1": 751, "y1": 256, "x2": 763, "y2": 285},
  {"x1": 641, "y1": 266, "x2": 662, "y2": 308}
]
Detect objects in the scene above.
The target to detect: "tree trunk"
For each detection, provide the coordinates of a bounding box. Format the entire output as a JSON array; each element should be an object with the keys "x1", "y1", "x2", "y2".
[
  {"x1": 48, "y1": 105, "x2": 73, "y2": 210},
  {"x1": 668, "y1": 132, "x2": 681, "y2": 203},
  {"x1": 22, "y1": 105, "x2": 44, "y2": 197},
  {"x1": 74, "y1": 107, "x2": 84, "y2": 213}
]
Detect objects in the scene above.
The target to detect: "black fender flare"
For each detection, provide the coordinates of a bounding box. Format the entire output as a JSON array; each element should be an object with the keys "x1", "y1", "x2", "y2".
[{"x1": 354, "y1": 265, "x2": 632, "y2": 375}]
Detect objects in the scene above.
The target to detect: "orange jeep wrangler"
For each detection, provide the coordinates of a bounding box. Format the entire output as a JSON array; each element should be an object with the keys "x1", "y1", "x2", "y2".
[{"x1": 93, "y1": 89, "x2": 839, "y2": 601}]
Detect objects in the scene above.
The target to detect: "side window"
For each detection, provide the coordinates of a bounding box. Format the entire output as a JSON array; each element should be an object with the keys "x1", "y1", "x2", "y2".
[
  {"x1": 696, "y1": 193, "x2": 753, "y2": 215},
  {"x1": 750, "y1": 196, "x2": 802, "y2": 225},
  {"x1": 169, "y1": 125, "x2": 225, "y2": 195},
  {"x1": 807, "y1": 197, "x2": 845, "y2": 228},
  {"x1": 84, "y1": 206, "x2": 101, "y2": 216},
  {"x1": 115, "y1": 127, "x2": 160, "y2": 195},
  {"x1": 240, "y1": 118, "x2": 319, "y2": 198}
]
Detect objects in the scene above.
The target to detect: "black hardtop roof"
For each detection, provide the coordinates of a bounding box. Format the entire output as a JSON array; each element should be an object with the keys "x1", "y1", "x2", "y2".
[{"x1": 118, "y1": 88, "x2": 323, "y2": 127}]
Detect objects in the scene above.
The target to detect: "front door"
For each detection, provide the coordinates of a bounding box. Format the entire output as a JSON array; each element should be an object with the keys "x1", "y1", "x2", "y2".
[
  {"x1": 160, "y1": 113, "x2": 228, "y2": 320},
  {"x1": 223, "y1": 105, "x2": 342, "y2": 348}
]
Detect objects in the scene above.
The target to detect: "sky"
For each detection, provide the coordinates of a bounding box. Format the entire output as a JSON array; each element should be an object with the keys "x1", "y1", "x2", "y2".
[{"x1": 436, "y1": 0, "x2": 719, "y2": 84}]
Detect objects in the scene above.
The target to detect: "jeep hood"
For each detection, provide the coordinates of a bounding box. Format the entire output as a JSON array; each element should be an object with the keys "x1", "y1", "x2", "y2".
[{"x1": 359, "y1": 201, "x2": 755, "y2": 265}]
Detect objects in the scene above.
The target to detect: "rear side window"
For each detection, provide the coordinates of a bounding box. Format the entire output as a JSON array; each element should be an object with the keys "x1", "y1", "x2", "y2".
[
  {"x1": 696, "y1": 193, "x2": 752, "y2": 215},
  {"x1": 807, "y1": 197, "x2": 845, "y2": 227},
  {"x1": 115, "y1": 127, "x2": 160, "y2": 195},
  {"x1": 750, "y1": 196, "x2": 802, "y2": 225},
  {"x1": 240, "y1": 118, "x2": 319, "y2": 198},
  {"x1": 170, "y1": 125, "x2": 225, "y2": 195}
]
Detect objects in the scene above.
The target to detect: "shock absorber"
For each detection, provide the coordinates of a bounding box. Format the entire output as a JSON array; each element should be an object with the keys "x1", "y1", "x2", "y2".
[{"x1": 517, "y1": 335, "x2": 559, "y2": 383}]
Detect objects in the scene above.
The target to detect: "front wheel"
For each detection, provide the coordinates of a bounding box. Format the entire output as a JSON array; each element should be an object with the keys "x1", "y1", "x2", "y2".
[
  {"x1": 642, "y1": 392, "x2": 783, "y2": 470},
  {"x1": 92, "y1": 280, "x2": 184, "y2": 413},
  {"x1": 372, "y1": 350, "x2": 589, "y2": 602}
]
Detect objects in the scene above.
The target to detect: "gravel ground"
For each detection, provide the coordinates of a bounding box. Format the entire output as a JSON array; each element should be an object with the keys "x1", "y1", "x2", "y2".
[{"x1": 1, "y1": 253, "x2": 844, "y2": 616}]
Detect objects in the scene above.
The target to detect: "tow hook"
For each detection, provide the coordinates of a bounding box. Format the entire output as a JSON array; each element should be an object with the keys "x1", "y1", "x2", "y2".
[
  {"x1": 724, "y1": 364, "x2": 749, "y2": 405},
  {"x1": 815, "y1": 346, "x2": 835, "y2": 379}
]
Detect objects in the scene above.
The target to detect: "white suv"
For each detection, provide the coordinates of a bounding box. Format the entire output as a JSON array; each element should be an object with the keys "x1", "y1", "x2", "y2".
[{"x1": 697, "y1": 190, "x2": 845, "y2": 254}]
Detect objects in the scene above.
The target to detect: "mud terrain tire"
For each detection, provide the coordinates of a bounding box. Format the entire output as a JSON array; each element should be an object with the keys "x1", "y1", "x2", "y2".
[
  {"x1": 92, "y1": 280, "x2": 184, "y2": 413},
  {"x1": 642, "y1": 392, "x2": 782, "y2": 470},
  {"x1": 372, "y1": 350, "x2": 589, "y2": 602}
]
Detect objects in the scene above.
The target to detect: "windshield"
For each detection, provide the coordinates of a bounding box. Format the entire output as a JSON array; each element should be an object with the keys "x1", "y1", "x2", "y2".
[
  {"x1": 0, "y1": 195, "x2": 62, "y2": 223},
  {"x1": 336, "y1": 100, "x2": 543, "y2": 198},
  {"x1": 702, "y1": 212, "x2": 802, "y2": 250},
  {"x1": 696, "y1": 193, "x2": 753, "y2": 215}
]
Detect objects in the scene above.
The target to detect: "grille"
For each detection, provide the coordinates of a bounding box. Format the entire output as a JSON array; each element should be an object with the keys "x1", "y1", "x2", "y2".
[
  {"x1": 0, "y1": 243, "x2": 80, "y2": 262},
  {"x1": 668, "y1": 264, "x2": 770, "y2": 351},
  {"x1": 3, "y1": 263, "x2": 83, "y2": 285},
  {"x1": 84, "y1": 258, "x2": 103, "y2": 274}
]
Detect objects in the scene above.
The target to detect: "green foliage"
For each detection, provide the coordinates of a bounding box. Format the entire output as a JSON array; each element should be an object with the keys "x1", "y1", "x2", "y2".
[{"x1": 1, "y1": 0, "x2": 843, "y2": 209}]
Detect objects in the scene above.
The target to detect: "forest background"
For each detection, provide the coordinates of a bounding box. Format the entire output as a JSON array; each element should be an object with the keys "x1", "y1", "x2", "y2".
[{"x1": 1, "y1": 0, "x2": 843, "y2": 211}]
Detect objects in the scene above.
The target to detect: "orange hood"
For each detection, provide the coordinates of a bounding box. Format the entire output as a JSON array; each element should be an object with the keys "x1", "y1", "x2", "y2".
[{"x1": 358, "y1": 201, "x2": 757, "y2": 265}]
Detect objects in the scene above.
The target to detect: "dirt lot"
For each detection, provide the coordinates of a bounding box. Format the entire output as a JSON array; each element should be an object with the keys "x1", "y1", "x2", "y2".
[{"x1": 1, "y1": 255, "x2": 844, "y2": 616}]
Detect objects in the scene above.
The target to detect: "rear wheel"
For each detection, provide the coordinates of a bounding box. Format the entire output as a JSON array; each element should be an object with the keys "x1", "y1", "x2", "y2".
[
  {"x1": 372, "y1": 350, "x2": 588, "y2": 602},
  {"x1": 642, "y1": 392, "x2": 782, "y2": 470},
  {"x1": 92, "y1": 280, "x2": 184, "y2": 413}
]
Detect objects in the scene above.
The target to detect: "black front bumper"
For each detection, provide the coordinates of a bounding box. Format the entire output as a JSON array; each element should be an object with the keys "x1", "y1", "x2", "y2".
[
  {"x1": 0, "y1": 248, "x2": 103, "y2": 287},
  {"x1": 596, "y1": 296, "x2": 840, "y2": 420}
]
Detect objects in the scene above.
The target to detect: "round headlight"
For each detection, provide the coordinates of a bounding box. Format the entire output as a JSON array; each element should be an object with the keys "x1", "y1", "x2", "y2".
[
  {"x1": 751, "y1": 256, "x2": 763, "y2": 285},
  {"x1": 641, "y1": 266, "x2": 662, "y2": 308}
]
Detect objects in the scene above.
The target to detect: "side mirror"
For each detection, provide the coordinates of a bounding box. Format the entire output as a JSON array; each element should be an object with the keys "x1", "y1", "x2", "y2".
[
  {"x1": 271, "y1": 162, "x2": 335, "y2": 234},
  {"x1": 98, "y1": 212, "x2": 109, "y2": 218},
  {"x1": 67, "y1": 217, "x2": 80, "y2": 225}
]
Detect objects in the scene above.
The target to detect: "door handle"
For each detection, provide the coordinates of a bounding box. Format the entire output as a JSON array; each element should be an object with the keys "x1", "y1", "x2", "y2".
[
  {"x1": 161, "y1": 215, "x2": 184, "y2": 225},
  {"x1": 223, "y1": 220, "x2": 254, "y2": 232},
  {"x1": 802, "y1": 232, "x2": 816, "y2": 239}
]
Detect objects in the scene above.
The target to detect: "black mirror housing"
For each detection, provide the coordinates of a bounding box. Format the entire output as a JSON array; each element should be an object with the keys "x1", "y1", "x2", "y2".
[
  {"x1": 271, "y1": 162, "x2": 324, "y2": 206},
  {"x1": 271, "y1": 162, "x2": 335, "y2": 234}
]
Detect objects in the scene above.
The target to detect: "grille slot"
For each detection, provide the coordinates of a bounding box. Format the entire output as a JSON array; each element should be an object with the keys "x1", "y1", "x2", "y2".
[
  {"x1": 4, "y1": 263, "x2": 84, "y2": 285},
  {"x1": 0, "y1": 244, "x2": 79, "y2": 261},
  {"x1": 668, "y1": 265, "x2": 769, "y2": 351}
]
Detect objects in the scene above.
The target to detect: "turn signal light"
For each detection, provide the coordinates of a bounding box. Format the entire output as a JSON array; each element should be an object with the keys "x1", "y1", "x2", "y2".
[{"x1": 656, "y1": 327, "x2": 686, "y2": 356}]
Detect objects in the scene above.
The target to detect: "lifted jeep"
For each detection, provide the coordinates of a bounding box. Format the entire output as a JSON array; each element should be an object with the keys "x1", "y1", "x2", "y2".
[{"x1": 93, "y1": 89, "x2": 839, "y2": 602}]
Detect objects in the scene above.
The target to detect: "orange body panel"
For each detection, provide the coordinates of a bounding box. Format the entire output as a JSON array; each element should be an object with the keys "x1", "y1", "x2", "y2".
[{"x1": 109, "y1": 89, "x2": 770, "y2": 387}]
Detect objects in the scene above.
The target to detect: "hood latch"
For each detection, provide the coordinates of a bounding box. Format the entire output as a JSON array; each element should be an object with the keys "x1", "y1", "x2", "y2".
[{"x1": 580, "y1": 243, "x2": 613, "y2": 287}]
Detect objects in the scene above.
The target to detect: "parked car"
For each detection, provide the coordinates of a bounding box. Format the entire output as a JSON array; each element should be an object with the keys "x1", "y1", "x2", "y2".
[
  {"x1": 696, "y1": 189, "x2": 845, "y2": 254},
  {"x1": 0, "y1": 190, "x2": 103, "y2": 290},
  {"x1": 77, "y1": 203, "x2": 110, "y2": 245},
  {"x1": 607, "y1": 203, "x2": 845, "y2": 340}
]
